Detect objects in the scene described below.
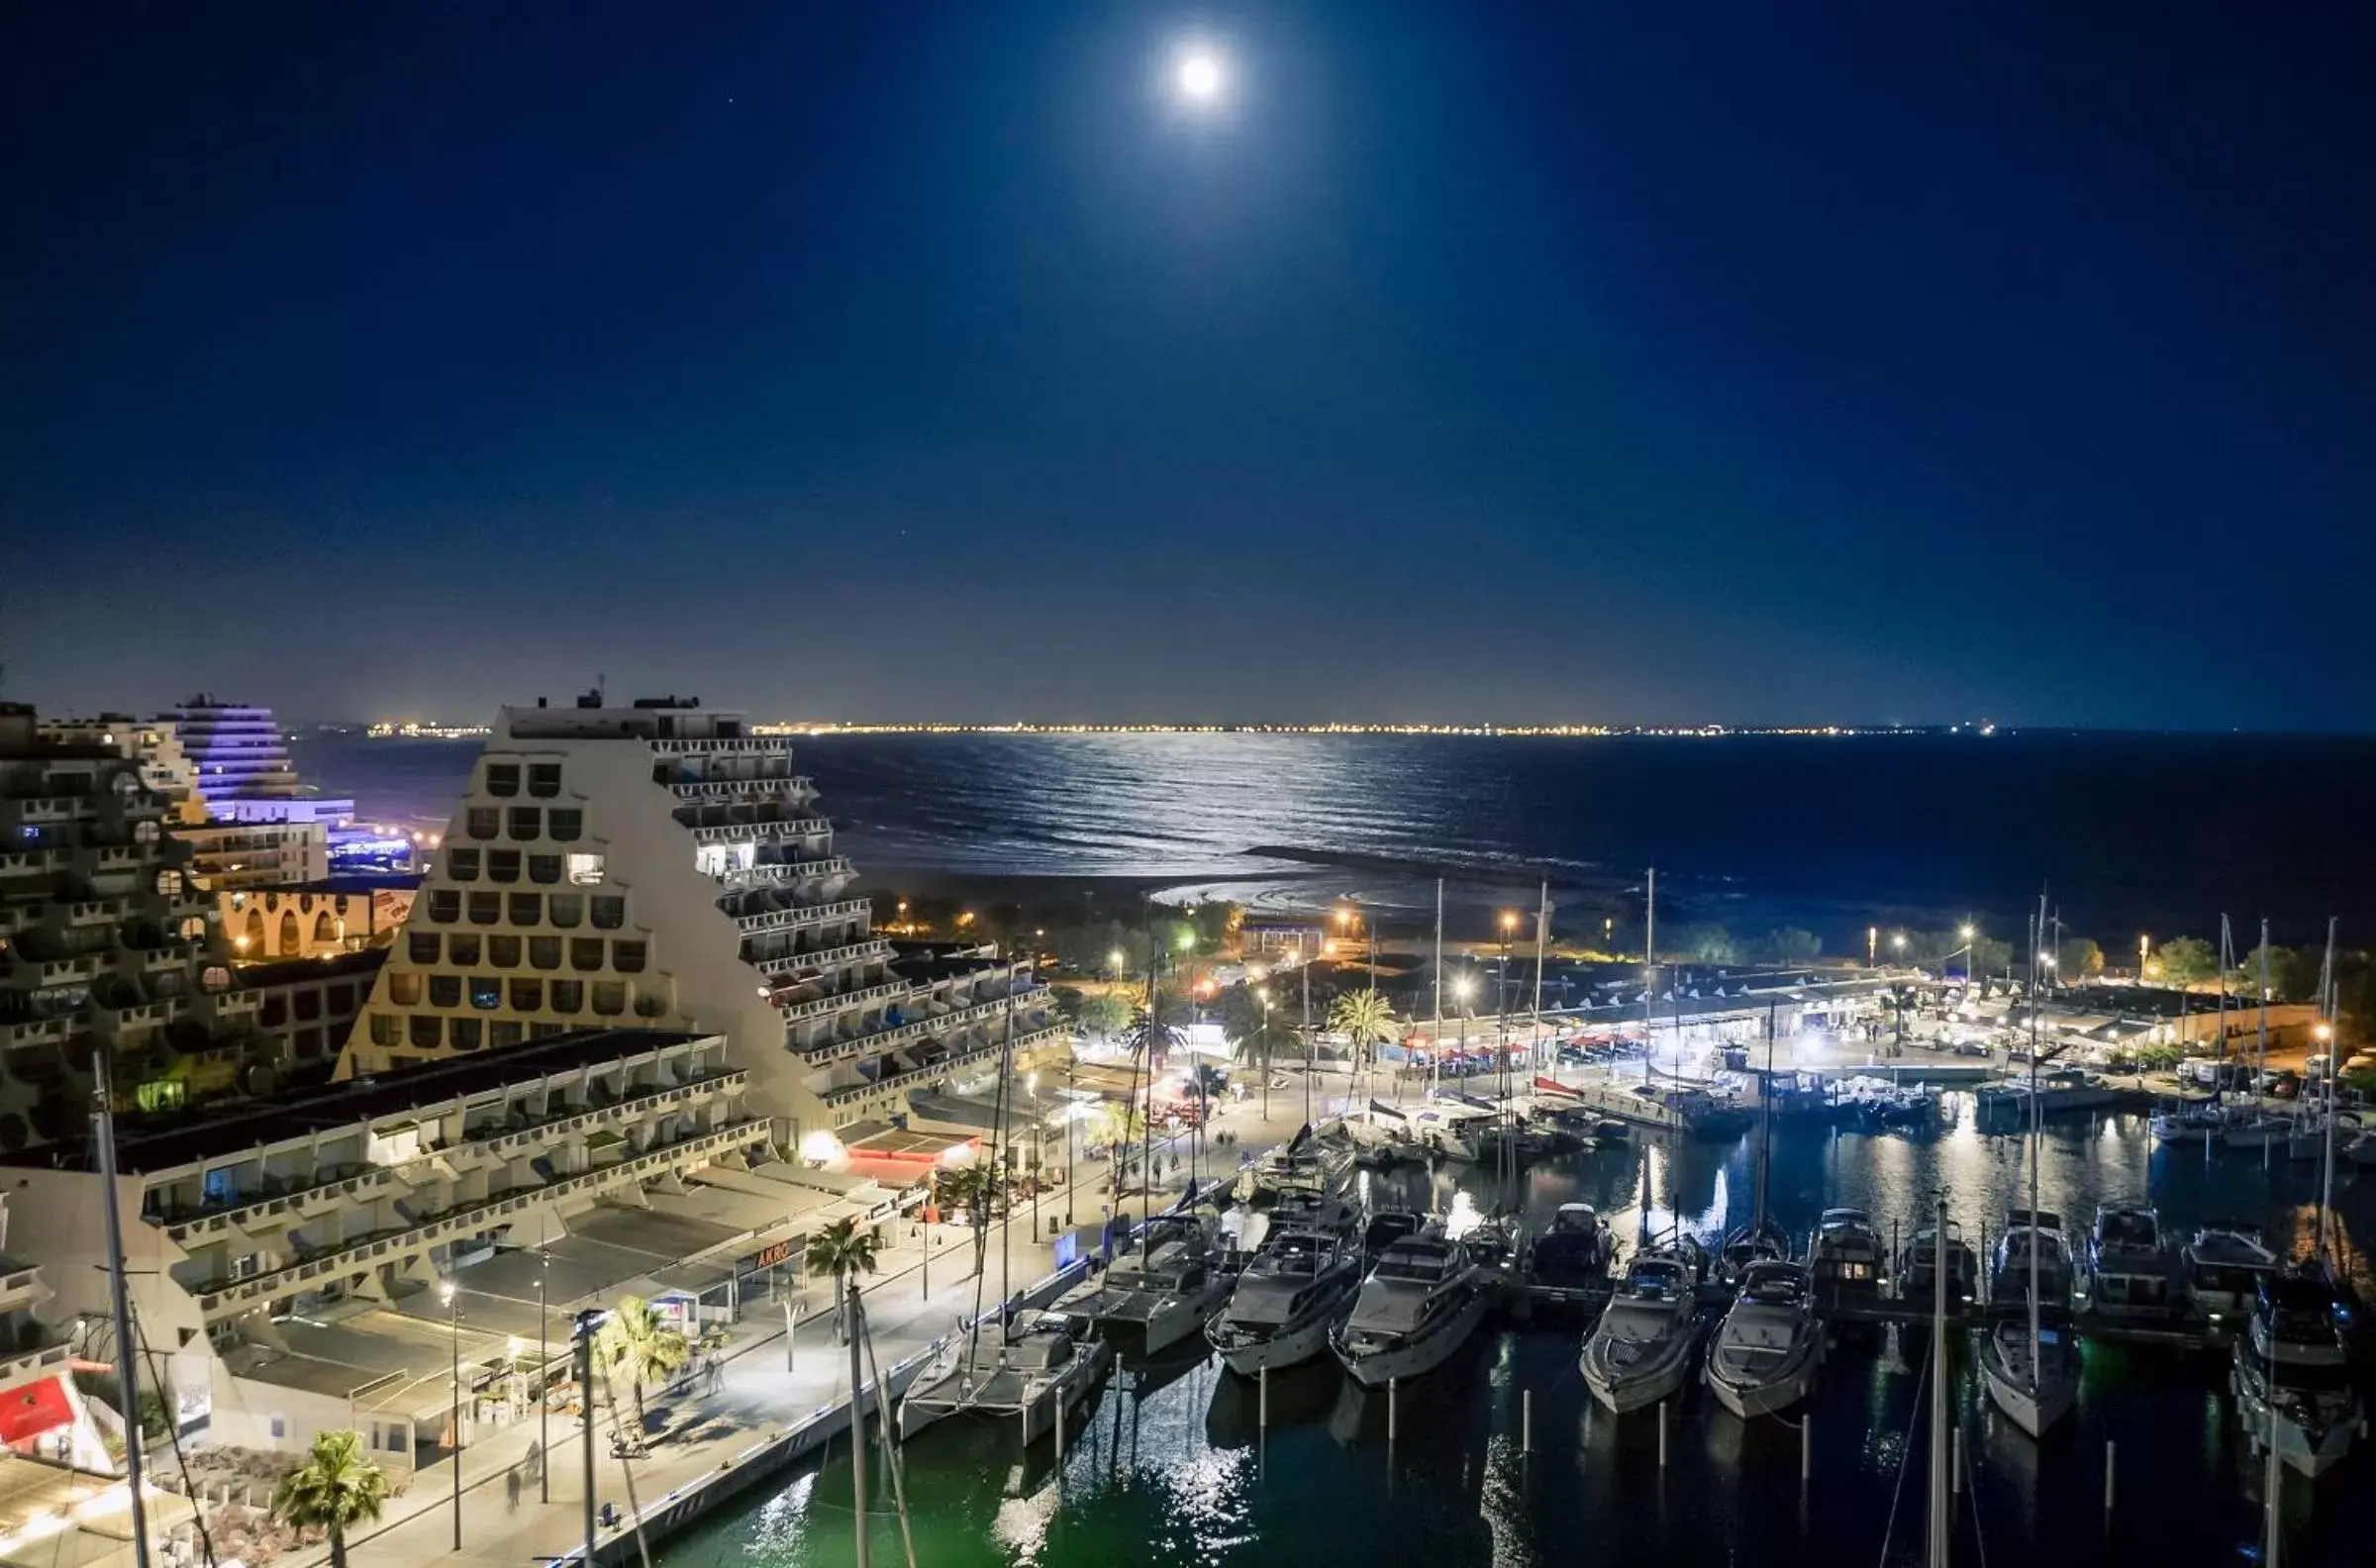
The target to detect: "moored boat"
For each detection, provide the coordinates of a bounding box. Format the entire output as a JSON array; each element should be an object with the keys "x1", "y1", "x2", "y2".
[
  {"x1": 2083, "y1": 1203, "x2": 2176, "y2": 1321},
  {"x1": 1056, "y1": 1213, "x2": 1236, "y2": 1353},
  {"x1": 1207, "y1": 1225, "x2": 1364, "y2": 1376},
  {"x1": 2182, "y1": 1224, "x2": 2278, "y2": 1322},
  {"x1": 1806, "y1": 1208, "x2": 1885, "y2": 1308},
  {"x1": 1332, "y1": 1231, "x2": 1490, "y2": 1386},
  {"x1": 898, "y1": 1310, "x2": 1113, "y2": 1444},
  {"x1": 2231, "y1": 1274, "x2": 2361, "y2": 1478},
  {"x1": 1579, "y1": 1252, "x2": 1702, "y2": 1414},
  {"x1": 1704, "y1": 1260, "x2": 1822, "y2": 1419}
]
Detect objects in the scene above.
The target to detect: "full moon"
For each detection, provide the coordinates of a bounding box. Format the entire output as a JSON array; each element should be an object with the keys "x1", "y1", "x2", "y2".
[{"x1": 1176, "y1": 49, "x2": 1224, "y2": 103}]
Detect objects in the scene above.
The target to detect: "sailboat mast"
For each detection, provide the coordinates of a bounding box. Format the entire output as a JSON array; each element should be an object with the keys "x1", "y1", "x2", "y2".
[
  {"x1": 1644, "y1": 866, "x2": 1657, "y2": 1065},
  {"x1": 1531, "y1": 880, "x2": 1548, "y2": 1072},
  {"x1": 1431, "y1": 878, "x2": 1444, "y2": 1094},
  {"x1": 1754, "y1": 1001, "x2": 1775, "y2": 1236},
  {"x1": 92, "y1": 1052, "x2": 151, "y2": 1568},
  {"x1": 2215, "y1": 916, "x2": 2230, "y2": 1068},
  {"x1": 2316, "y1": 918, "x2": 2339, "y2": 1260},
  {"x1": 2256, "y1": 917, "x2": 2270, "y2": 1094},
  {"x1": 1927, "y1": 1185, "x2": 1951, "y2": 1568},
  {"x1": 2028, "y1": 897, "x2": 2042, "y2": 1394}
]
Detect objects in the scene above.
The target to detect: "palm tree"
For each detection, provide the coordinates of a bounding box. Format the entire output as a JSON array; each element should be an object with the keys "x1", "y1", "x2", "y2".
[
  {"x1": 1329, "y1": 988, "x2": 1399, "y2": 1078},
  {"x1": 1120, "y1": 1007, "x2": 1183, "y2": 1074},
  {"x1": 802, "y1": 1216, "x2": 882, "y2": 1347},
  {"x1": 593, "y1": 1294, "x2": 691, "y2": 1436},
  {"x1": 1223, "y1": 994, "x2": 1296, "y2": 1119},
  {"x1": 269, "y1": 1429, "x2": 389, "y2": 1568},
  {"x1": 931, "y1": 1162, "x2": 998, "y2": 1281}
]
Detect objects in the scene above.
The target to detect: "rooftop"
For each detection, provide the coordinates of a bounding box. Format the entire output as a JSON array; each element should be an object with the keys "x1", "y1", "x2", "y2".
[
  {"x1": 0, "y1": 1028, "x2": 708, "y2": 1176},
  {"x1": 230, "y1": 947, "x2": 389, "y2": 989}
]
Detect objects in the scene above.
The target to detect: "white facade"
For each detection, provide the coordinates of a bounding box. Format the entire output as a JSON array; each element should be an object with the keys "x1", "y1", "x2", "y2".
[{"x1": 340, "y1": 698, "x2": 1065, "y2": 1141}]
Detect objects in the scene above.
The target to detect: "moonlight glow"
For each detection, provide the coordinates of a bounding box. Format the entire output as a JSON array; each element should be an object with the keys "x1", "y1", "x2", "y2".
[{"x1": 1175, "y1": 49, "x2": 1225, "y2": 104}]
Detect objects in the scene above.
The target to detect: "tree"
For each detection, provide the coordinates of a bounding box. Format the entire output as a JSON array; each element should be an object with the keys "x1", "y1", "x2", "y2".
[
  {"x1": 270, "y1": 1429, "x2": 389, "y2": 1568},
  {"x1": 1327, "y1": 989, "x2": 1398, "y2": 1065},
  {"x1": 594, "y1": 1295, "x2": 691, "y2": 1433},
  {"x1": 932, "y1": 1162, "x2": 999, "y2": 1279},
  {"x1": 2055, "y1": 936, "x2": 2105, "y2": 980},
  {"x1": 1752, "y1": 928, "x2": 1823, "y2": 965},
  {"x1": 1121, "y1": 1006, "x2": 1185, "y2": 1074},
  {"x1": 802, "y1": 1216, "x2": 882, "y2": 1346},
  {"x1": 1221, "y1": 989, "x2": 1296, "y2": 1117},
  {"x1": 1677, "y1": 924, "x2": 1735, "y2": 964},
  {"x1": 1970, "y1": 935, "x2": 2015, "y2": 980},
  {"x1": 2237, "y1": 943, "x2": 2319, "y2": 1003},
  {"x1": 1082, "y1": 1100, "x2": 1144, "y2": 1154},
  {"x1": 1075, "y1": 992, "x2": 1132, "y2": 1038},
  {"x1": 2152, "y1": 935, "x2": 2217, "y2": 987}
]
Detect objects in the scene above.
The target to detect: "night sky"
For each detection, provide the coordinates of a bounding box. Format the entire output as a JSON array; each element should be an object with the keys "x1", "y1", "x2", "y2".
[{"x1": 6, "y1": 5, "x2": 2372, "y2": 730}]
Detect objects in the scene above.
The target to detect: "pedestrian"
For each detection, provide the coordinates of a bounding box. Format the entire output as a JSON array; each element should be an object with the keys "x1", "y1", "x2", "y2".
[{"x1": 506, "y1": 1467, "x2": 521, "y2": 1512}]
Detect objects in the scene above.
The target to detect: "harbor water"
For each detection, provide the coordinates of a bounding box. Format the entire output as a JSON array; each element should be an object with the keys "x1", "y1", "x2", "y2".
[{"x1": 656, "y1": 1108, "x2": 2373, "y2": 1568}]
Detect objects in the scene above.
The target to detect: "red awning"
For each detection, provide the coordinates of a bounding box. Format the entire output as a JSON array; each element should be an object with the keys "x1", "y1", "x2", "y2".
[{"x1": 0, "y1": 1377, "x2": 73, "y2": 1445}]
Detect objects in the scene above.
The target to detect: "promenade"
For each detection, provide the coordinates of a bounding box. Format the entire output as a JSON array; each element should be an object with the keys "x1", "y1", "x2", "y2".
[{"x1": 301, "y1": 1074, "x2": 1346, "y2": 1568}]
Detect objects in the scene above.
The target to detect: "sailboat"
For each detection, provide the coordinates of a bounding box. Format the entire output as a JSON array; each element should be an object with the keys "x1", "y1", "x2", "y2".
[
  {"x1": 1978, "y1": 899, "x2": 2081, "y2": 1438},
  {"x1": 1718, "y1": 1007, "x2": 1789, "y2": 1284},
  {"x1": 2221, "y1": 923, "x2": 2291, "y2": 1151}
]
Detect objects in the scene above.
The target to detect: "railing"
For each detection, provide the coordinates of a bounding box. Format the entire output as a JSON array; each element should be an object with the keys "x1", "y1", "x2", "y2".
[
  {"x1": 751, "y1": 937, "x2": 891, "y2": 979},
  {"x1": 160, "y1": 1165, "x2": 398, "y2": 1246},
  {"x1": 820, "y1": 1023, "x2": 1070, "y2": 1109},
  {"x1": 669, "y1": 777, "x2": 812, "y2": 801},
  {"x1": 792, "y1": 993, "x2": 1040, "y2": 1065},
  {"x1": 194, "y1": 1119, "x2": 772, "y2": 1316},
  {"x1": 712, "y1": 856, "x2": 852, "y2": 891},
  {"x1": 773, "y1": 977, "x2": 912, "y2": 1024},
  {"x1": 733, "y1": 897, "x2": 870, "y2": 937},
  {"x1": 646, "y1": 737, "x2": 791, "y2": 756},
  {"x1": 0, "y1": 1018, "x2": 69, "y2": 1047},
  {"x1": 688, "y1": 819, "x2": 832, "y2": 847}
]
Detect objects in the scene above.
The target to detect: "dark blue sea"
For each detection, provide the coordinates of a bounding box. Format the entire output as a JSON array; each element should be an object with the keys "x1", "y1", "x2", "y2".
[{"x1": 298, "y1": 731, "x2": 2376, "y2": 948}]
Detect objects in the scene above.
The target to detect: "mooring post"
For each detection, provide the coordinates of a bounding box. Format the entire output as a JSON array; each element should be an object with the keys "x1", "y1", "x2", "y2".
[
  {"x1": 1389, "y1": 1377, "x2": 1399, "y2": 1442},
  {"x1": 1055, "y1": 1393, "x2": 1064, "y2": 1463},
  {"x1": 1800, "y1": 1415, "x2": 1811, "y2": 1480},
  {"x1": 1522, "y1": 1388, "x2": 1533, "y2": 1454},
  {"x1": 1657, "y1": 1400, "x2": 1669, "y2": 1468},
  {"x1": 1259, "y1": 1363, "x2": 1269, "y2": 1428},
  {"x1": 2105, "y1": 1440, "x2": 2116, "y2": 1513},
  {"x1": 1951, "y1": 1425, "x2": 1963, "y2": 1495}
]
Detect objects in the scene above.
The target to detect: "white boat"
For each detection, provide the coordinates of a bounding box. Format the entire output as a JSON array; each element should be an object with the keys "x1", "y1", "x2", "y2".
[
  {"x1": 1806, "y1": 1208, "x2": 1885, "y2": 1306},
  {"x1": 1207, "y1": 1226, "x2": 1365, "y2": 1375},
  {"x1": 2181, "y1": 1225, "x2": 2278, "y2": 1322},
  {"x1": 1396, "y1": 1100, "x2": 1496, "y2": 1160},
  {"x1": 1894, "y1": 1225, "x2": 1977, "y2": 1304},
  {"x1": 2287, "y1": 1113, "x2": 2358, "y2": 1162},
  {"x1": 1525, "y1": 1203, "x2": 1617, "y2": 1291},
  {"x1": 1978, "y1": 1308, "x2": 2081, "y2": 1437},
  {"x1": 2149, "y1": 1099, "x2": 2226, "y2": 1143},
  {"x1": 2220, "y1": 1112, "x2": 2292, "y2": 1151},
  {"x1": 1056, "y1": 1214, "x2": 1236, "y2": 1353},
  {"x1": 1989, "y1": 1210, "x2": 2075, "y2": 1307},
  {"x1": 897, "y1": 1310, "x2": 1113, "y2": 1443},
  {"x1": 2231, "y1": 1275, "x2": 2361, "y2": 1478},
  {"x1": 1331, "y1": 1232, "x2": 1489, "y2": 1386},
  {"x1": 1580, "y1": 1253, "x2": 1701, "y2": 1415},
  {"x1": 2084, "y1": 1204, "x2": 2176, "y2": 1321},
  {"x1": 1704, "y1": 1260, "x2": 1821, "y2": 1419}
]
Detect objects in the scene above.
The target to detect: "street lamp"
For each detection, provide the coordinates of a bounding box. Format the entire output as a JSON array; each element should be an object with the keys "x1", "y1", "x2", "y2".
[
  {"x1": 441, "y1": 1281, "x2": 461, "y2": 1551},
  {"x1": 1108, "y1": 947, "x2": 1126, "y2": 981},
  {"x1": 1891, "y1": 932, "x2": 1908, "y2": 956}
]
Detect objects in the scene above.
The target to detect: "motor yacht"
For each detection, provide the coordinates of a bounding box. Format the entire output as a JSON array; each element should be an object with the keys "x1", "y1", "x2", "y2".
[
  {"x1": 1207, "y1": 1225, "x2": 1365, "y2": 1375},
  {"x1": 1988, "y1": 1210, "x2": 2074, "y2": 1309},
  {"x1": 1717, "y1": 1219, "x2": 1791, "y2": 1286},
  {"x1": 2181, "y1": 1225, "x2": 2278, "y2": 1322},
  {"x1": 1331, "y1": 1232, "x2": 1489, "y2": 1386},
  {"x1": 1895, "y1": 1225, "x2": 1977, "y2": 1305},
  {"x1": 1057, "y1": 1213, "x2": 1236, "y2": 1353},
  {"x1": 1526, "y1": 1204, "x2": 1617, "y2": 1290},
  {"x1": 897, "y1": 1310, "x2": 1112, "y2": 1444},
  {"x1": 1580, "y1": 1252, "x2": 1702, "y2": 1414},
  {"x1": 1704, "y1": 1260, "x2": 1822, "y2": 1419},
  {"x1": 2084, "y1": 1204, "x2": 2176, "y2": 1321},
  {"x1": 2231, "y1": 1274, "x2": 2362, "y2": 1478},
  {"x1": 1806, "y1": 1209, "x2": 1885, "y2": 1307}
]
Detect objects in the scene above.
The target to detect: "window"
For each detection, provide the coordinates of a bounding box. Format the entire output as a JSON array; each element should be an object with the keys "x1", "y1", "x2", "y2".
[
  {"x1": 269, "y1": 1415, "x2": 286, "y2": 1439},
  {"x1": 547, "y1": 895, "x2": 582, "y2": 930},
  {"x1": 279, "y1": 912, "x2": 299, "y2": 951},
  {"x1": 409, "y1": 1015, "x2": 444, "y2": 1047},
  {"x1": 528, "y1": 763, "x2": 562, "y2": 798},
  {"x1": 507, "y1": 807, "x2": 542, "y2": 840},
  {"x1": 428, "y1": 890, "x2": 459, "y2": 924},
  {"x1": 294, "y1": 989, "x2": 322, "y2": 1022},
  {"x1": 570, "y1": 938, "x2": 605, "y2": 973},
  {"x1": 244, "y1": 908, "x2": 265, "y2": 945},
  {"x1": 549, "y1": 980, "x2": 584, "y2": 1014},
  {"x1": 178, "y1": 915, "x2": 206, "y2": 940},
  {"x1": 530, "y1": 1022, "x2": 565, "y2": 1039},
  {"x1": 492, "y1": 1021, "x2": 525, "y2": 1048},
  {"x1": 465, "y1": 807, "x2": 500, "y2": 841},
  {"x1": 590, "y1": 896, "x2": 625, "y2": 930},
  {"x1": 486, "y1": 850, "x2": 521, "y2": 884},
  {"x1": 508, "y1": 893, "x2": 542, "y2": 926},
  {"x1": 327, "y1": 983, "x2": 355, "y2": 1013},
  {"x1": 467, "y1": 892, "x2": 501, "y2": 927},
  {"x1": 469, "y1": 976, "x2": 501, "y2": 1010},
  {"x1": 529, "y1": 936, "x2": 561, "y2": 970},
  {"x1": 488, "y1": 934, "x2": 521, "y2": 968},
  {"x1": 450, "y1": 1018, "x2": 482, "y2": 1050},
  {"x1": 154, "y1": 868, "x2": 184, "y2": 896},
  {"x1": 389, "y1": 973, "x2": 424, "y2": 1007},
  {"x1": 528, "y1": 853, "x2": 562, "y2": 885},
  {"x1": 409, "y1": 932, "x2": 442, "y2": 964},
  {"x1": 548, "y1": 809, "x2": 583, "y2": 842},
  {"x1": 261, "y1": 995, "x2": 288, "y2": 1028},
  {"x1": 313, "y1": 911, "x2": 336, "y2": 943},
  {"x1": 566, "y1": 852, "x2": 606, "y2": 885},
  {"x1": 446, "y1": 848, "x2": 480, "y2": 881},
  {"x1": 484, "y1": 763, "x2": 521, "y2": 798},
  {"x1": 428, "y1": 975, "x2": 462, "y2": 1008},
  {"x1": 294, "y1": 1027, "x2": 324, "y2": 1058},
  {"x1": 613, "y1": 940, "x2": 647, "y2": 973},
  {"x1": 447, "y1": 934, "x2": 481, "y2": 965},
  {"x1": 369, "y1": 1014, "x2": 399, "y2": 1047},
  {"x1": 202, "y1": 964, "x2": 232, "y2": 992},
  {"x1": 509, "y1": 979, "x2": 544, "y2": 1011},
  {"x1": 634, "y1": 989, "x2": 669, "y2": 1020},
  {"x1": 591, "y1": 982, "x2": 627, "y2": 1017}
]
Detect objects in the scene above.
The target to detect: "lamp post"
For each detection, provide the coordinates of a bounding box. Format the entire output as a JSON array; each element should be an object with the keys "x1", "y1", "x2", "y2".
[
  {"x1": 441, "y1": 1281, "x2": 461, "y2": 1552},
  {"x1": 537, "y1": 1219, "x2": 550, "y2": 1502}
]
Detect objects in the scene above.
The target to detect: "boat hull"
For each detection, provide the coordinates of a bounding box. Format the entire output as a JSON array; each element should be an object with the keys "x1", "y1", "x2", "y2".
[
  {"x1": 1979, "y1": 1336, "x2": 2079, "y2": 1438},
  {"x1": 1334, "y1": 1287, "x2": 1488, "y2": 1387},
  {"x1": 1705, "y1": 1337, "x2": 1821, "y2": 1420},
  {"x1": 1581, "y1": 1331, "x2": 1696, "y2": 1415},
  {"x1": 1212, "y1": 1309, "x2": 1339, "y2": 1376}
]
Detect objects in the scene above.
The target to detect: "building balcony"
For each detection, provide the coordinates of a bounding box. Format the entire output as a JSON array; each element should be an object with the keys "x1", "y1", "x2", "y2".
[
  {"x1": 733, "y1": 897, "x2": 872, "y2": 937},
  {"x1": 0, "y1": 1018, "x2": 70, "y2": 1049},
  {"x1": 669, "y1": 777, "x2": 813, "y2": 803},
  {"x1": 0, "y1": 1334, "x2": 71, "y2": 1391},
  {"x1": 646, "y1": 736, "x2": 793, "y2": 758},
  {"x1": 62, "y1": 899, "x2": 128, "y2": 928},
  {"x1": 773, "y1": 977, "x2": 911, "y2": 1024},
  {"x1": 792, "y1": 992, "x2": 1039, "y2": 1065},
  {"x1": 193, "y1": 1116, "x2": 772, "y2": 1318},
  {"x1": 155, "y1": 1163, "x2": 398, "y2": 1247},
  {"x1": 29, "y1": 955, "x2": 104, "y2": 986},
  {"x1": 750, "y1": 937, "x2": 892, "y2": 982},
  {"x1": 686, "y1": 818, "x2": 831, "y2": 848},
  {"x1": 92, "y1": 998, "x2": 186, "y2": 1036},
  {"x1": 821, "y1": 1023, "x2": 1072, "y2": 1112},
  {"x1": 712, "y1": 856, "x2": 852, "y2": 892}
]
